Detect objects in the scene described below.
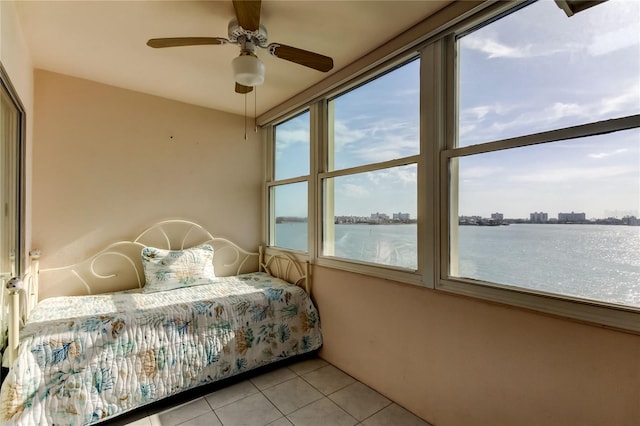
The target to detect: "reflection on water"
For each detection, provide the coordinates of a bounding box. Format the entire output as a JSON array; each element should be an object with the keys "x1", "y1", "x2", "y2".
[{"x1": 276, "y1": 222, "x2": 640, "y2": 307}]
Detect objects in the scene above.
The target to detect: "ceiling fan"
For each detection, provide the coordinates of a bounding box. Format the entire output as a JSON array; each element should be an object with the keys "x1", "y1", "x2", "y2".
[{"x1": 147, "y1": 0, "x2": 334, "y2": 94}]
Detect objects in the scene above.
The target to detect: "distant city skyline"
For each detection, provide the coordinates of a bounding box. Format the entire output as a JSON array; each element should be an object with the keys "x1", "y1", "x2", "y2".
[
  {"x1": 274, "y1": 0, "x2": 639, "y2": 222},
  {"x1": 277, "y1": 209, "x2": 639, "y2": 222}
]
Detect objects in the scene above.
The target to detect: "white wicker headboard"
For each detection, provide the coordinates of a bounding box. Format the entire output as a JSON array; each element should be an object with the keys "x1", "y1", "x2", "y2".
[{"x1": 259, "y1": 246, "x2": 311, "y2": 294}]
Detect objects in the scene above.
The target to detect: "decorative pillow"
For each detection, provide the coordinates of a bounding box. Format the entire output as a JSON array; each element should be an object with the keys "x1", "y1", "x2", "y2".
[{"x1": 141, "y1": 244, "x2": 216, "y2": 293}]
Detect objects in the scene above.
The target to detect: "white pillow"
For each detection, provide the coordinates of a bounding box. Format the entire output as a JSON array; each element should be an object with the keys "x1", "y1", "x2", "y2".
[{"x1": 141, "y1": 244, "x2": 215, "y2": 293}]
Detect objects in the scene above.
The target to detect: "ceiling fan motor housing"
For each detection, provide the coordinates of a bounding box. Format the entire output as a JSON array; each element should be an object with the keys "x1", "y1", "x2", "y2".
[{"x1": 228, "y1": 19, "x2": 268, "y2": 48}]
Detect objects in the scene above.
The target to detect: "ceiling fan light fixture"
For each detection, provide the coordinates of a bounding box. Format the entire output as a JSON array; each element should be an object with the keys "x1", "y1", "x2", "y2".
[{"x1": 232, "y1": 54, "x2": 265, "y2": 87}]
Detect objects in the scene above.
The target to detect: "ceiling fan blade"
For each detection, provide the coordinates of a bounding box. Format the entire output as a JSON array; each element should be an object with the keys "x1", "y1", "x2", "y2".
[
  {"x1": 233, "y1": 0, "x2": 261, "y2": 31},
  {"x1": 147, "y1": 37, "x2": 228, "y2": 48},
  {"x1": 235, "y1": 83, "x2": 254, "y2": 94},
  {"x1": 268, "y1": 43, "x2": 333, "y2": 72}
]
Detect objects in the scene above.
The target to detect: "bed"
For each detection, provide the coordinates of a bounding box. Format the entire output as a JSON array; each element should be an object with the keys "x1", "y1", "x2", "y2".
[{"x1": 0, "y1": 220, "x2": 322, "y2": 425}]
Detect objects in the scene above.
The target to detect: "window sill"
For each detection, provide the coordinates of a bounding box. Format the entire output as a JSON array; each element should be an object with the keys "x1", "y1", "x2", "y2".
[
  {"x1": 438, "y1": 277, "x2": 640, "y2": 335},
  {"x1": 315, "y1": 256, "x2": 429, "y2": 288}
]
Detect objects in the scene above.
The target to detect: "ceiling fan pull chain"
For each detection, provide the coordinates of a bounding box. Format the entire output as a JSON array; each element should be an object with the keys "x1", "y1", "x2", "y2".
[{"x1": 254, "y1": 86, "x2": 258, "y2": 133}]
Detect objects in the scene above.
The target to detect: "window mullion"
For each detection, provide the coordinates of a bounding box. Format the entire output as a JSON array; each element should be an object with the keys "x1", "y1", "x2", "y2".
[
  {"x1": 319, "y1": 155, "x2": 420, "y2": 180},
  {"x1": 444, "y1": 114, "x2": 640, "y2": 159},
  {"x1": 267, "y1": 176, "x2": 308, "y2": 188},
  {"x1": 421, "y1": 39, "x2": 447, "y2": 289},
  {"x1": 309, "y1": 101, "x2": 324, "y2": 261}
]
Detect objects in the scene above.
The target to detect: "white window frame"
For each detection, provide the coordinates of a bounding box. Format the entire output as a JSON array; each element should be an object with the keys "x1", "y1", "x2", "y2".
[
  {"x1": 262, "y1": 0, "x2": 640, "y2": 333},
  {"x1": 434, "y1": 2, "x2": 640, "y2": 332},
  {"x1": 265, "y1": 108, "x2": 313, "y2": 255},
  {"x1": 315, "y1": 55, "x2": 430, "y2": 286},
  {"x1": 264, "y1": 54, "x2": 434, "y2": 287}
]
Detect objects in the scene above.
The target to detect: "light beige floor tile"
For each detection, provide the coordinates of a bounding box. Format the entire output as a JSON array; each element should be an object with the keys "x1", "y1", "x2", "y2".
[
  {"x1": 250, "y1": 367, "x2": 297, "y2": 390},
  {"x1": 122, "y1": 417, "x2": 152, "y2": 426},
  {"x1": 361, "y1": 403, "x2": 432, "y2": 426},
  {"x1": 286, "y1": 398, "x2": 358, "y2": 426},
  {"x1": 205, "y1": 380, "x2": 260, "y2": 409},
  {"x1": 215, "y1": 393, "x2": 282, "y2": 426},
  {"x1": 103, "y1": 409, "x2": 151, "y2": 426},
  {"x1": 262, "y1": 377, "x2": 324, "y2": 415},
  {"x1": 329, "y1": 382, "x2": 392, "y2": 421},
  {"x1": 267, "y1": 417, "x2": 294, "y2": 426},
  {"x1": 99, "y1": 358, "x2": 429, "y2": 426},
  {"x1": 177, "y1": 411, "x2": 223, "y2": 426},
  {"x1": 301, "y1": 365, "x2": 356, "y2": 395},
  {"x1": 148, "y1": 397, "x2": 213, "y2": 426},
  {"x1": 288, "y1": 358, "x2": 328, "y2": 376}
]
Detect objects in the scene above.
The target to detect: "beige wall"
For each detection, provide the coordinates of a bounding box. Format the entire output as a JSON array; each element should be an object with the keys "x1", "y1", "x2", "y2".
[
  {"x1": 33, "y1": 70, "x2": 263, "y2": 298},
  {"x1": 314, "y1": 266, "x2": 640, "y2": 426}
]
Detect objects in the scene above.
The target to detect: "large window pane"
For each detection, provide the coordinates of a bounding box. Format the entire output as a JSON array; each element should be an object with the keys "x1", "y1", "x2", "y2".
[
  {"x1": 450, "y1": 130, "x2": 640, "y2": 307},
  {"x1": 458, "y1": 0, "x2": 640, "y2": 147},
  {"x1": 323, "y1": 165, "x2": 417, "y2": 269},
  {"x1": 271, "y1": 182, "x2": 308, "y2": 252},
  {"x1": 270, "y1": 110, "x2": 310, "y2": 252},
  {"x1": 274, "y1": 111, "x2": 309, "y2": 180},
  {"x1": 328, "y1": 59, "x2": 419, "y2": 170}
]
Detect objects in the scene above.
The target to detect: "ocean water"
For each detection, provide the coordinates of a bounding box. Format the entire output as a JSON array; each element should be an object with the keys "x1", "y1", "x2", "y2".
[{"x1": 275, "y1": 222, "x2": 640, "y2": 307}]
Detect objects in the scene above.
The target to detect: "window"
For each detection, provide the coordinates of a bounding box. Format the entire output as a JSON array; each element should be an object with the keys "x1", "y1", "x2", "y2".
[
  {"x1": 263, "y1": 0, "x2": 639, "y2": 331},
  {"x1": 444, "y1": 0, "x2": 640, "y2": 311},
  {"x1": 268, "y1": 111, "x2": 310, "y2": 252},
  {"x1": 0, "y1": 63, "x2": 25, "y2": 350},
  {"x1": 322, "y1": 59, "x2": 420, "y2": 269}
]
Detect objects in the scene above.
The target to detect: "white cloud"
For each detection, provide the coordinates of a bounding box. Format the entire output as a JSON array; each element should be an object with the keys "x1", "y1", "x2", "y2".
[
  {"x1": 370, "y1": 166, "x2": 417, "y2": 185},
  {"x1": 333, "y1": 117, "x2": 418, "y2": 165},
  {"x1": 464, "y1": 0, "x2": 639, "y2": 61},
  {"x1": 598, "y1": 83, "x2": 640, "y2": 116},
  {"x1": 459, "y1": 83, "x2": 639, "y2": 144},
  {"x1": 339, "y1": 183, "x2": 370, "y2": 199},
  {"x1": 333, "y1": 120, "x2": 367, "y2": 147},
  {"x1": 394, "y1": 166, "x2": 417, "y2": 184},
  {"x1": 549, "y1": 102, "x2": 585, "y2": 120},
  {"x1": 394, "y1": 88, "x2": 420, "y2": 97},
  {"x1": 460, "y1": 166, "x2": 505, "y2": 180},
  {"x1": 588, "y1": 25, "x2": 640, "y2": 56},
  {"x1": 511, "y1": 166, "x2": 633, "y2": 183},
  {"x1": 588, "y1": 148, "x2": 628, "y2": 159},
  {"x1": 463, "y1": 37, "x2": 533, "y2": 59},
  {"x1": 275, "y1": 128, "x2": 309, "y2": 147},
  {"x1": 467, "y1": 105, "x2": 492, "y2": 120},
  {"x1": 274, "y1": 122, "x2": 309, "y2": 164}
]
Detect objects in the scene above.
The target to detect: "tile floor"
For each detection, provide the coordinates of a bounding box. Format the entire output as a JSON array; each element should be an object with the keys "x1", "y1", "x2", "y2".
[{"x1": 105, "y1": 357, "x2": 432, "y2": 426}]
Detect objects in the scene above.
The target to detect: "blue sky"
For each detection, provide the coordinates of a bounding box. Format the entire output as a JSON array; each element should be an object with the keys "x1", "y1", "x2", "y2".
[
  {"x1": 458, "y1": 0, "x2": 639, "y2": 219},
  {"x1": 274, "y1": 0, "x2": 639, "y2": 220}
]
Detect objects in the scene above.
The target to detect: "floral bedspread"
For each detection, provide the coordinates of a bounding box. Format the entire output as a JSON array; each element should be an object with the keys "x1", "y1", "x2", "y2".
[{"x1": 0, "y1": 272, "x2": 322, "y2": 425}]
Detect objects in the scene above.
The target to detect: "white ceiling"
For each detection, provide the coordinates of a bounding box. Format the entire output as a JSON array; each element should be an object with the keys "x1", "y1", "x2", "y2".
[{"x1": 16, "y1": 0, "x2": 450, "y2": 117}]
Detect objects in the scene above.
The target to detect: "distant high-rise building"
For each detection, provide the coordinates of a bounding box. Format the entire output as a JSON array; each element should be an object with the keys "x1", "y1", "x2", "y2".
[
  {"x1": 370, "y1": 212, "x2": 389, "y2": 223},
  {"x1": 558, "y1": 211, "x2": 586, "y2": 223},
  {"x1": 393, "y1": 212, "x2": 410, "y2": 221},
  {"x1": 530, "y1": 212, "x2": 548, "y2": 223},
  {"x1": 491, "y1": 213, "x2": 504, "y2": 221}
]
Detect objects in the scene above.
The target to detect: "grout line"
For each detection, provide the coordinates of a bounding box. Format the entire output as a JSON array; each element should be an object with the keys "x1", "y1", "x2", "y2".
[
  {"x1": 357, "y1": 400, "x2": 394, "y2": 424},
  {"x1": 123, "y1": 358, "x2": 412, "y2": 426}
]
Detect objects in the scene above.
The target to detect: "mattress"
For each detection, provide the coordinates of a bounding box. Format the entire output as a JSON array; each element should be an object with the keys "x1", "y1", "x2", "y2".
[{"x1": 0, "y1": 272, "x2": 322, "y2": 425}]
